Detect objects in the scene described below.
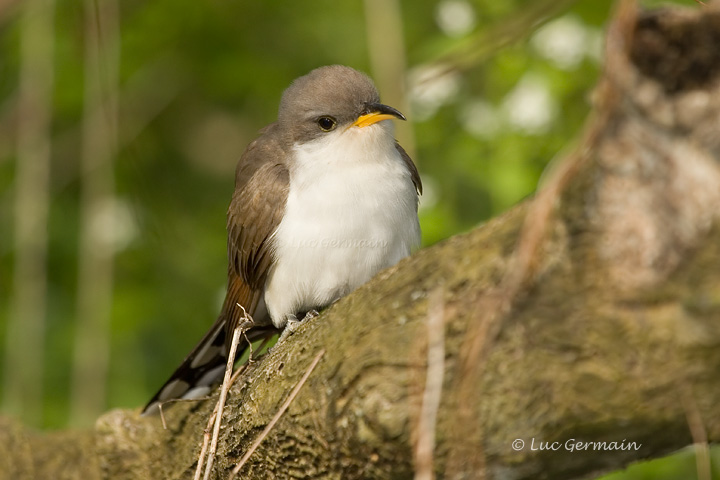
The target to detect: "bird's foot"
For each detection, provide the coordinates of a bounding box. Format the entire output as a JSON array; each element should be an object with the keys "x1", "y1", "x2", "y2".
[
  {"x1": 278, "y1": 314, "x2": 300, "y2": 343},
  {"x1": 302, "y1": 309, "x2": 320, "y2": 322},
  {"x1": 277, "y1": 310, "x2": 320, "y2": 343}
]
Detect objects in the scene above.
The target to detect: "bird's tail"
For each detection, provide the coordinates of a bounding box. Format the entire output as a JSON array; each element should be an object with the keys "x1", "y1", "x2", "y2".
[{"x1": 142, "y1": 319, "x2": 278, "y2": 415}]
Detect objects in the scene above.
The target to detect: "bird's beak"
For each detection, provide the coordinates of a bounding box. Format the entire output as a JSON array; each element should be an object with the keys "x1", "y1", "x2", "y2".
[{"x1": 352, "y1": 102, "x2": 406, "y2": 128}]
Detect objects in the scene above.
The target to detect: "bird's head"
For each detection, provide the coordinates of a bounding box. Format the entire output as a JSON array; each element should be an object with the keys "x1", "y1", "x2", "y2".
[{"x1": 278, "y1": 65, "x2": 406, "y2": 144}]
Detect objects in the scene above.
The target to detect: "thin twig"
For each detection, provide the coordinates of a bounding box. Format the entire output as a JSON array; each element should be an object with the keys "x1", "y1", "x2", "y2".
[
  {"x1": 249, "y1": 335, "x2": 274, "y2": 364},
  {"x1": 194, "y1": 363, "x2": 248, "y2": 480},
  {"x1": 203, "y1": 324, "x2": 244, "y2": 480},
  {"x1": 159, "y1": 325, "x2": 272, "y2": 431},
  {"x1": 229, "y1": 349, "x2": 326, "y2": 479},
  {"x1": 414, "y1": 287, "x2": 446, "y2": 480},
  {"x1": 196, "y1": 306, "x2": 258, "y2": 477},
  {"x1": 681, "y1": 385, "x2": 711, "y2": 480},
  {"x1": 241, "y1": 328, "x2": 254, "y2": 363},
  {"x1": 194, "y1": 402, "x2": 219, "y2": 480},
  {"x1": 202, "y1": 305, "x2": 254, "y2": 479},
  {"x1": 159, "y1": 402, "x2": 167, "y2": 430}
]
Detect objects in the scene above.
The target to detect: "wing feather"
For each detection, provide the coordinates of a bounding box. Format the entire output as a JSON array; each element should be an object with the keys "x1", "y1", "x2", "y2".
[
  {"x1": 142, "y1": 124, "x2": 289, "y2": 414},
  {"x1": 395, "y1": 142, "x2": 422, "y2": 196}
]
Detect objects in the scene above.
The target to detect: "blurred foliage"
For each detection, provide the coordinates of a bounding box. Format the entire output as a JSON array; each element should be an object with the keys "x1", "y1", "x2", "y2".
[
  {"x1": 0, "y1": 0, "x2": 716, "y2": 477},
  {"x1": 600, "y1": 446, "x2": 720, "y2": 480}
]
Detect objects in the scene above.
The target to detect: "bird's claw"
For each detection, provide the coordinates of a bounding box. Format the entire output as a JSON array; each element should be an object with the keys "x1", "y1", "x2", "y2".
[
  {"x1": 302, "y1": 309, "x2": 320, "y2": 321},
  {"x1": 278, "y1": 310, "x2": 320, "y2": 343}
]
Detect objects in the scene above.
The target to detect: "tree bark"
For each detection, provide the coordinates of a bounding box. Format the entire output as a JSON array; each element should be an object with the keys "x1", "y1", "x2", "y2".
[{"x1": 3, "y1": 2, "x2": 720, "y2": 479}]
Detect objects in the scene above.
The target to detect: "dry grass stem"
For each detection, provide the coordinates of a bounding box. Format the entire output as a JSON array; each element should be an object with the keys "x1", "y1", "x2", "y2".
[
  {"x1": 229, "y1": 349, "x2": 326, "y2": 479},
  {"x1": 194, "y1": 402, "x2": 219, "y2": 480},
  {"x1": 414, "y1": 287, "x2": 446, "y2": 480},
  {"x1": 681, "y1": 386, "x2": 711, "y2": 480},
  {"x1": 193, "y1": 363, "x2": 248, "y2": 480},
  {"x1": 203, "y1": 324, "x2": 245, "y2": 480}
]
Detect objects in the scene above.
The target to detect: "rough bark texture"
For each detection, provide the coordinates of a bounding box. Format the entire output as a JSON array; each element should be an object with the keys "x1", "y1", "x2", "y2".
[{"x1": 3, "y1": 3, "x2": 720, "y2": 479}]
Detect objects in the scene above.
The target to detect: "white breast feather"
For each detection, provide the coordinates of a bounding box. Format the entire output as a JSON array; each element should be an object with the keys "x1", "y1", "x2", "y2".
[{"x1": 263, "y1": 122, "x2": 420, "y2": 327}]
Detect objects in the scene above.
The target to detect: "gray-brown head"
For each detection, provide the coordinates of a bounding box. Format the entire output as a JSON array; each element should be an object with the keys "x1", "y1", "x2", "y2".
[{"x1": 277, "y1": 65, "x2": 405, "y2": 143}]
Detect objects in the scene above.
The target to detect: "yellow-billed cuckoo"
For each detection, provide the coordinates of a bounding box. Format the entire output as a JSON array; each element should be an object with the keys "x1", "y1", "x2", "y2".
[{"x1": 143, "y1": 65, "x2": 421, "y2": 414}]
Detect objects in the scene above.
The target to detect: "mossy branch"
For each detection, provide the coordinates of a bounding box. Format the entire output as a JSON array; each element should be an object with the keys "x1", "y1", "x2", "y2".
[{"x1": 3, "y1": 3, "x2": 720, "y2": 479}]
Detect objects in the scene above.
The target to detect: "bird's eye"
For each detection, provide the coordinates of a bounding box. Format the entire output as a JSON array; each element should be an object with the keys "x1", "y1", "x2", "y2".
[{"x1": 317, "y1": 116, "x2": 337, "y2": 132}]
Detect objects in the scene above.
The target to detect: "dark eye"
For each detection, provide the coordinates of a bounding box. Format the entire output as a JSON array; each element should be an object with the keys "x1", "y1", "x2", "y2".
[{"x1": 317, "y1": 116, "x2": 337, "y2": 131}]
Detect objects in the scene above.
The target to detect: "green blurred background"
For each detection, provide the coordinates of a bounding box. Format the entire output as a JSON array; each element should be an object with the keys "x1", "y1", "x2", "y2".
[{"x1": 1, "y1": 0, "x2": 717, "y2": 477}]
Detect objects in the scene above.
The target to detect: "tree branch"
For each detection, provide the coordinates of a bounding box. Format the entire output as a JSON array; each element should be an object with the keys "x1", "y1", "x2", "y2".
[{"x1": 2, "y1": 2, "x2": 720, "y2": 479}]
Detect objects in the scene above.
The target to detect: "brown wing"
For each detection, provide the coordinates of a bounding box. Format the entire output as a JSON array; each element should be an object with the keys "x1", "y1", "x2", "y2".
[
  {"x1": 225, "y1": 123, "x2": 290, "y2": 333},
  {"x1": 142, "y1": 125, "x2": 289, "y2": 414},
  {"x1": 395, "y1": 142, "x2": 422, "y2": 197}
]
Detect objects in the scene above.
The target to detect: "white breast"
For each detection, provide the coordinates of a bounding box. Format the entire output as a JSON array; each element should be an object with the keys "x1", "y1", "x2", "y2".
[{"x1": 263, "y1": 122, "x2": 420, "y2": 327}]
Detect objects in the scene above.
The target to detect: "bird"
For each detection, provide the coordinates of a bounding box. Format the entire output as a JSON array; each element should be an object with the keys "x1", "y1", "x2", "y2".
[{"x1": 143, "y1": 65, "x2": 422, "y2": 414}]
